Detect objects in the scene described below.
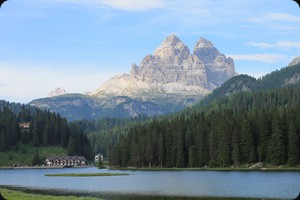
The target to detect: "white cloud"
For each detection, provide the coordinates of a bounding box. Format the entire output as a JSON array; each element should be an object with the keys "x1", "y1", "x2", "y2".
[
  {"x1": 54, "y1": 0, "x2": 164, "y2": 11},
  {"x1": 228, "y1": 54, "x2": 286, "y2": 63},
  {"x1": 100, "y1": 0, "x2": 164, "y2": 11},
  {"x1": 247, "y1": 12, "x2": 300, "y2": 23},
  {"x1": 248, "y1": 41, "x2": 300, "y2": 50}
]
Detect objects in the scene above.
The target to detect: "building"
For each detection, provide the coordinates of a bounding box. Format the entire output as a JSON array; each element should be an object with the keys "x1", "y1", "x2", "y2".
[
  {"x1": 94, "y1": 153, "x2": 103, "y2": 162},
  {"x1": 45, "y1": 156, "x2": 86, "y2": 167},
  {"x1": 19, "y1": 122, "x2": 30, "y2": 129}
]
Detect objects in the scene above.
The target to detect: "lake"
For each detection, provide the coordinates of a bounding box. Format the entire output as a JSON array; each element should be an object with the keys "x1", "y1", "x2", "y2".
[{"x1": 0, "y1": 167, "x2": 299, "y2": 200}]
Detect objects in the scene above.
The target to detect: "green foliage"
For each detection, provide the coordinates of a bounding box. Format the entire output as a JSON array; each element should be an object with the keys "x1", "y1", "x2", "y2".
[
  {"x1": 0, "y1": 188, "x2": 101, "y2": 200},
  {"x1": 259, "y1": 63, "x2": 300, "y2": 89},
  {"x1": 108, "y1": 86, "x2": 300, "y2": 168},
  {"x1": 0, "y1": 144, "x2": 67, "y2": 166},
  {"x1": 32, "y1": 148, "x2": 41, "y2": 166},
  {"x1": 97, "y1": 160, "x2": 104, "y2": 169},
  {"x1": 287, "y1": 120, "x2": 300, "y2": 166},
  {"x1": 268, "y1": 112, "x2": 287, "y2": 165},
  {"x1": 0, "y1": 100, "x2": 93, "y2": 165}
]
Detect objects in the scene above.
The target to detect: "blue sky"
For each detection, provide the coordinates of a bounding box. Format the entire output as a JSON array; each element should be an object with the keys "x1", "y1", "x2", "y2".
[{"x1": 0, "y1": 0, "x2": 300, "y2": 103}]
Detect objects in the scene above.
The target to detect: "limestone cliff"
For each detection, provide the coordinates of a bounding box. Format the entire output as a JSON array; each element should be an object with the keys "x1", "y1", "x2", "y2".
[{"x1": 92, "y1": 34, "x2": 237, "y2": 105}]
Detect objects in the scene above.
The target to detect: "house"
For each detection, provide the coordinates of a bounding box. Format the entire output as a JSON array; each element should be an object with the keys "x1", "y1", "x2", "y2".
[
  {"x1": 45, "y1": 156, "x2": 86, "y2": 167},
  {"x1": 94, "y1": 153, "x2": 103, "y2": 162},
  {"x1": 19, "y1": 122, "x2": 30, "y2": 129}
]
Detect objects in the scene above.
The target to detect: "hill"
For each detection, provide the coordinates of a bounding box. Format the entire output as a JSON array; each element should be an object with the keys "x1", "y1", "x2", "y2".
[{"x1": 190, "y1": 63, "x2": 300, "y2": 111}]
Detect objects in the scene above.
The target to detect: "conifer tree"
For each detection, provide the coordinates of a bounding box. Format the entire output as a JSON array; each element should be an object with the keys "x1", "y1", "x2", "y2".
[
  {"x1": 257, "y1": 111, "x2": 271, "y2": 162},
  {"x1": 32, "y1": 148, "x2": 41, "y2": 166},
  {"x1": 287, "y1": 120, "x2": 299, "y2": 166},
  {"x1": 176, "y1": 132, "x2": 185, "y2": 168},
  {"x1": 0, "y1": 130, "x2": 6, "y2": 151},
  {"x1": 188, "y1": 145, "x2": 197, "y2": 168},
  {"x1": 269, "y1": 113, "x2": 287, "y2": 165},
  {"x1": 240, "y1": 120, "x2": 255, "y2": 163},
  {"x1": 158, "y1": 132, "x2": 165, "y2": 168}
]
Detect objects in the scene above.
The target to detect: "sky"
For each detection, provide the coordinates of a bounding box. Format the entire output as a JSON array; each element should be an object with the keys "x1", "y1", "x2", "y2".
[{"x1": 0, "y1": 0, "x2": 300, "y2": 103}]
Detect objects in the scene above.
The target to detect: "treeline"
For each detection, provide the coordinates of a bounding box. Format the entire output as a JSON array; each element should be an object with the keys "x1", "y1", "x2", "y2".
[
  {"x1": 82, "y1": 117, "x2": 148, "y2": 156},
  {"x1": 109, "y1": 86, "x2": 300, "y2": 168},
  {"x1": 191, "y1": 63, "x2": 300, "y2": 113},
  {"x1": 0, "y1": 101, "x2": 92, "y2": 160},
  {"x1": 258, "y1": 63, "x2": 300, "y2": 88}
]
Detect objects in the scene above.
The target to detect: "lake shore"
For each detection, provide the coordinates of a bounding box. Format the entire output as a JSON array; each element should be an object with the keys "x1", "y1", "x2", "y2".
[
  {"x1": 0, "y1": 165, "x2": 93, "y2": 170},
  {"x1": 0, "y1": 187, "x2": 101, "y2": 200},
  {"x1": 114, "y1": 166, "x2": 300, "y2": 172},
  {"x1": 0, "y1": 186, "x2": 275, "y2": 200}
]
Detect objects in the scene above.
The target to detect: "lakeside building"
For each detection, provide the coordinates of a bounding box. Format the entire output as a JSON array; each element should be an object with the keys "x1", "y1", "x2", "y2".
[
  {"x1": 94, "y1": 153, "x2": 104, "y2": 162},
  {"x1": 45, "y1": 156, "x2": 86, "y2": 167}
]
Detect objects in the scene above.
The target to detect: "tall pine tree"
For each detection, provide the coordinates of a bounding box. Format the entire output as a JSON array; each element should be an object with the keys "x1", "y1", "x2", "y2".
[{"x1": 287, "y1": 120, "x2": 299, "y2": 166}]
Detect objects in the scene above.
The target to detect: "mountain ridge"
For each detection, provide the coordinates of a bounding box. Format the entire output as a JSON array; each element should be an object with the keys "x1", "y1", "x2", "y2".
[
  {"x1": 92, "y1": 34, "x2": 237, "y2": 100},
  {"x1": 30, "y1": 35, "x2": 237, "y2": 120}
]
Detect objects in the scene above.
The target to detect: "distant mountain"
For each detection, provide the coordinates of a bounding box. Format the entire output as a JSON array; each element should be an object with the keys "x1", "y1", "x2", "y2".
[
  {"x1": 30, "y1": 94, "x2": 166, "y2": 121},
  {"x1": 48, "y1": 87, "x2": 67, "y2": 97},
  {"x1": 30, "y1": 34, "x2": 237, "y2": 120}
]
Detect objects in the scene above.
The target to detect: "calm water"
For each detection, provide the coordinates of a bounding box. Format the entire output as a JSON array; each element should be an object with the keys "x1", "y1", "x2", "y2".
[{"x1": 0, "y1": 167, "x2": 299, "y2": 199}]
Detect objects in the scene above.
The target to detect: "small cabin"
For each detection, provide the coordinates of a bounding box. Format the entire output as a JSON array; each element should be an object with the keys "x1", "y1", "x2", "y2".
[{"x1": 19, "y1": 122, "x2": 30, "y2": 129}]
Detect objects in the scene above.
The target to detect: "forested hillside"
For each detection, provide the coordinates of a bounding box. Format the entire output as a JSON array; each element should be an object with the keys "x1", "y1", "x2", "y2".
[
  {"x1": 80, "y1": 116, "x2": 148, "y2": 156},
  {"x1": 190, "y1": 63, "x2": 300, "y2": 112},
  {"x1": 0, "y1": 101, "x2": 92, "y2": 161},
  {"x1": 108, "y1": 86, "x2": 300, "y2": 168}
]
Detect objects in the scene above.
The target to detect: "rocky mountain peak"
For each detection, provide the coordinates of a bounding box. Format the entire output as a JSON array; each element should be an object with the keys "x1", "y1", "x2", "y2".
[
  {"x1": 163, "y1": 34, "x2": 181, "y2": 46},
  {"x1": 93, "y1": 35, "x2": 237, "y2": 104},
  {"x1": 48, "y1": 87, "x2": 67, "y2": 97},
  {"x1": 195, "y1": 37, "x2": 214, "y2": 49},
  {"x1": 289, "y1": 56, "x2": 300, "y2": 66},
  {"x1": 154, "y1": 34, "x2": 190, "y2": 61},
  {"x1": 193, "y1": 38, "x2": 221, "y2": 63},
  {"x1": 192, "y1": 37, "x2": 237, "y2": 87}
]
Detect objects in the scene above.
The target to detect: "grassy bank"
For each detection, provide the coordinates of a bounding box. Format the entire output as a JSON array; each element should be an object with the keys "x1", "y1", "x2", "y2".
[
  {"x1": 0, "y1": 143, "x2": 67, "y2": 167},
  {"x1": 45, "y1": 172, "x2": 129, "y2": 177},
  {"x1": 0, "y1": 188, "x2": 101, "y2": 200},
  {"x1": 0, "y1": 187, "x2": 269, "y2": 200}
]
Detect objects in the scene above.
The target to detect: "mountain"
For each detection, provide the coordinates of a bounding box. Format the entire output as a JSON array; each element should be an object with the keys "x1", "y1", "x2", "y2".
[
  {"x1": 30, "y1": 35, "x2": 237, "y2": 120},
  {"x1": 92, "y1": 34, "x2": 236, "y2": 103},
  {"x1": 30, "y1": 94, "x2": 166, "y2": 121},
  {"x1": 48, "y1": 87, "x2": 67, "y2": 97}
]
